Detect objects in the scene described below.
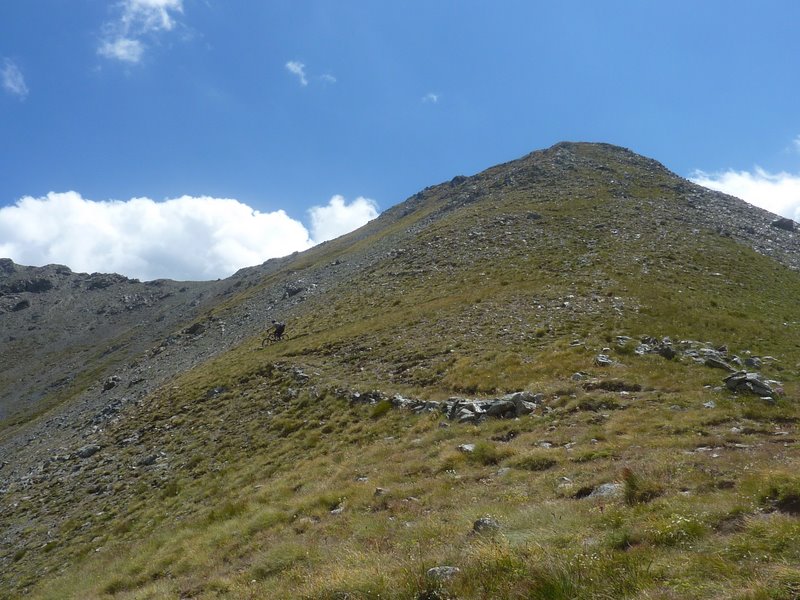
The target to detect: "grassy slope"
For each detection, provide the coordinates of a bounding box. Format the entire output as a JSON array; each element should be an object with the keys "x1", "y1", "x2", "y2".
[{"x1": 7, "y1": 144, "x2": 800, "y2": 599}]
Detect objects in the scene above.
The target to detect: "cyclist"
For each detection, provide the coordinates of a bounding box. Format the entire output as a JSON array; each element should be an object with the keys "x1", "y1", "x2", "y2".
[{"x1": 271, "y1": 319, "x2": 286, "y2": 341}]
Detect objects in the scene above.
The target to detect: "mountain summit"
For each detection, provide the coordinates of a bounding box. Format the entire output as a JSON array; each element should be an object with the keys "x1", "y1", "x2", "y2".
[{"x1": 2, "y1": 143, "x2": 799, "y2": 599}]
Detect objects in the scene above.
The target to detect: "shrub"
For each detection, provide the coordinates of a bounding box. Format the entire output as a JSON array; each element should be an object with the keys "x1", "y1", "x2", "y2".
[
  {"x1": 469, "y1": 441, "x2": 514, "y2": 466},
  {"x1": 370, "y1": 399, "x2": 393, "y2": 419},
  {"x1": 621, "y1": 467, "x2": 662, "y2": 505},
  {"x1": 758, "y1": 475, "x2": 800, "y2": 515},
  {"x1": 512, "y1": 453, "x2": 557, "y2": 472}
]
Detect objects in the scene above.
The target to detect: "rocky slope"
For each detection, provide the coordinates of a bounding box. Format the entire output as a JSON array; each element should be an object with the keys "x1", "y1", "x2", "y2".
[{"x1": 1, "y1": 142, "x2": 799, "y2": 599}]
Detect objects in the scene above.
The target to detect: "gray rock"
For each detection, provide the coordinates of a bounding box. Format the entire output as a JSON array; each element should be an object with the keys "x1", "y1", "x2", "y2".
[
  {"x1": 472, "y1": 515, "x2": 501, "y2": 533},
  {"x1": 657, "y1": 345, "x2": 677, "y2": 360},
  {"x1": 75, "y1": 444, "x2": 101, "y2": 459},
  {"x1": 505, "y1": 391, "x2": 540, "y2": 414},
  {"x1": 457, "y1": 443, "x2": 476, "y2": 453},
  {"x1": 771, "y1": 217, "x2": 796, "y2": 231},
  {"x1": 484, "y1": 400, "x2": 516, "y2": 418},
  {"x1": 595, "y1": 354, "x2": 613, "y2": 367},
  {"x1": 11, "y1": 299, "x2": 30, "y2": 312},
  {"x1": 704, "y1": 356, "x2": 735, "y2": 372},
  {"x1": 744, "y1": 356, "x2": 762, "y2": 369},
  {"x1": 426, "y1": 566, "x2": 460, "y2": 581},
  {"x1": 137, "y1": 454, "x2": 158, "y2": 467},
  {"x1": 723, "y1": 371, "x2": 778, "y2": 397},
  {"x1": 183, "y1": 322, "x2": 206, "y2": 335},
  {"x1": 589, "y1": 482, "x2": 624, "y2": 499},
  {"x1": 102, "y1": 376, "x2": 121, "y2": 391}
]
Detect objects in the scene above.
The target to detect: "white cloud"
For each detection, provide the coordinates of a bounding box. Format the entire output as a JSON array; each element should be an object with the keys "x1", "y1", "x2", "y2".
[
  {"x1": 121, "y1": 0, "x2": 183, "y2": 33},
  {"x1": 2, "y1": 58, "x2": 29, "y2": 99},
  {"x1": 0, "y1": 192, "x2": 380, "y2": 281},
  {"x1": 690, "y1": 167, "x2": 800, "y2": 222},
  {"x1": 308, "y1": 195, "x2": 379, "y2": 243},
  {"x1": 98, "y1": 0, "x2": 184, "y2": 64},
  {"x1": 98, "y1": 38, "x2": 144, "y2": 63},
  {"x1": 285, "y1": 61, "x2": 308, "y2": 86},
  {"x1": 793, "y1": 135, "x2": 800, "y2": 153},
  {"x1": 422, "y1": 92, "x2": 439, "y2": 104},
  {"x1": 0, "y1": 192, "x2": 313, "y2": 281},
  {"x1": 320, "y1": 73, "x2": 337, "y2": 84}
]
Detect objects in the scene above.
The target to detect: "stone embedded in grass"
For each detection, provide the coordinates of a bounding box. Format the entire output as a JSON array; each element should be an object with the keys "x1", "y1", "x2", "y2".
[
  {"x1": 588, "y1": 482, "x2": 624, "y2": 499},
  {"x1": 426, "y1": 566, "x2": 460, "y2": 581},
  {"x1": 472, "y1": 515, "x2": 501, "y2": 534},
  {"x1": 595, "y1": 354, "x2": 614, "y2": 366},
  {"x1": 744, "y1": 356, "x2": 762, "y2": 368},
  {"x1": 446, "y1": 392, "x2": 540, "y2": 423},
  {"x1": 458, "y1": 443, "x2": 476, "y2": 453}
]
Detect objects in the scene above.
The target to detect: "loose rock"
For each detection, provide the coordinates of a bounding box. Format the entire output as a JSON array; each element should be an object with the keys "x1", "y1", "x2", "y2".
[
  {"x1": 426, "y1": 566, "x2": 460, "y2": 581},
  {"x1": 472, "y1": 515, "x2": 501, "y2": 533}
]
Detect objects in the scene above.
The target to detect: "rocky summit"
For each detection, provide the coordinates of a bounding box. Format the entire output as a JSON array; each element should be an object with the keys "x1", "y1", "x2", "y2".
[{"x1": 1, "y1": 142, "x2": 799, "y2": 599}]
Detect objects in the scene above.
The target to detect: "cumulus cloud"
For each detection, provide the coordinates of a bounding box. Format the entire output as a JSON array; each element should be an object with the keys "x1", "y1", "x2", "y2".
[
  {"x1": 2, "y1": 58, "x2": 28, "y2": 99},
  {"x1": 308, "y1": 195, "x2": 379, "y2": 243},
  {"x1": 98, "y1": 0, "x2": 184, "y2": 64},
  {"x1": 285, "y1": 61, "x2": 308, "y2": 86},
  {"x1": 0, "y1": 192, "x2": 380, "y2": 281},
  {"x1": 690, "y1": 167, "x2": 800, "y2": 222},
  {"x1": 0, "y1": 192, "x2": 312, "y2": 281}
]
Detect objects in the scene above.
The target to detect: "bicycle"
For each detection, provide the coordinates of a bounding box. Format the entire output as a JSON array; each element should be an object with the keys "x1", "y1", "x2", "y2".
[{"x1": 261, "y1": 331, "x2": 284, "y2": 347}]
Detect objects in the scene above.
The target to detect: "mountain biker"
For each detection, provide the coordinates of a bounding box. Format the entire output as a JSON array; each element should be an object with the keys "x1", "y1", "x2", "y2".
[{"x1": 271, "y1": 319, "x2": 286, "y2": 340}]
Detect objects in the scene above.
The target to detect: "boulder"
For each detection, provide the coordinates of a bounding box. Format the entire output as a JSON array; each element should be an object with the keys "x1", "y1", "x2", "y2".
[
  {"x1": 657, "y1": 345, "x2": 677, "y2": 360},
  {"x1": 484, "y1": 400, "x2": 516, "y2": 418},
  {"x1": 472, "y1": 516, "x2": 501, "y2": 533},
  {"x1": 704, "y1": 356, "x2": 735, "y2": 372},
  {"x1": 723, "y1": 371, "x2": 778, "y2": 398},
  {"x1": 771, "y1": 217, "x2": 796, "y2": 232},
  {"x1": 505, "y1": 391, "x2": 541, "y2": 414},
  {"x1": 184, "y1": 322, "x2": 206, "y2": 335},
  {"x1": 589, "y1": 482, "x2": 624, "y2": 499}
]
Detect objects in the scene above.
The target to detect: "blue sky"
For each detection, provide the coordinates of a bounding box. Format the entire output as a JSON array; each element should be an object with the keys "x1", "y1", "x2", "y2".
[{"x1": 1, "y1": 1, "x2": 799, "y2": 280}]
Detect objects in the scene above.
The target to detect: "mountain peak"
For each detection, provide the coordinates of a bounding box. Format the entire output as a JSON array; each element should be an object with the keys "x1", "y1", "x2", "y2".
[{"x1": 2, "y1": 143, "x2": 800, "y2": 598}]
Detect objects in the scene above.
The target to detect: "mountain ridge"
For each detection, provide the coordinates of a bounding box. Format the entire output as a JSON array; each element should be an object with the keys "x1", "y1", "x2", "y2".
[{"x1": 2, "y1": 141, "x2": 799, "y2": 599}]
